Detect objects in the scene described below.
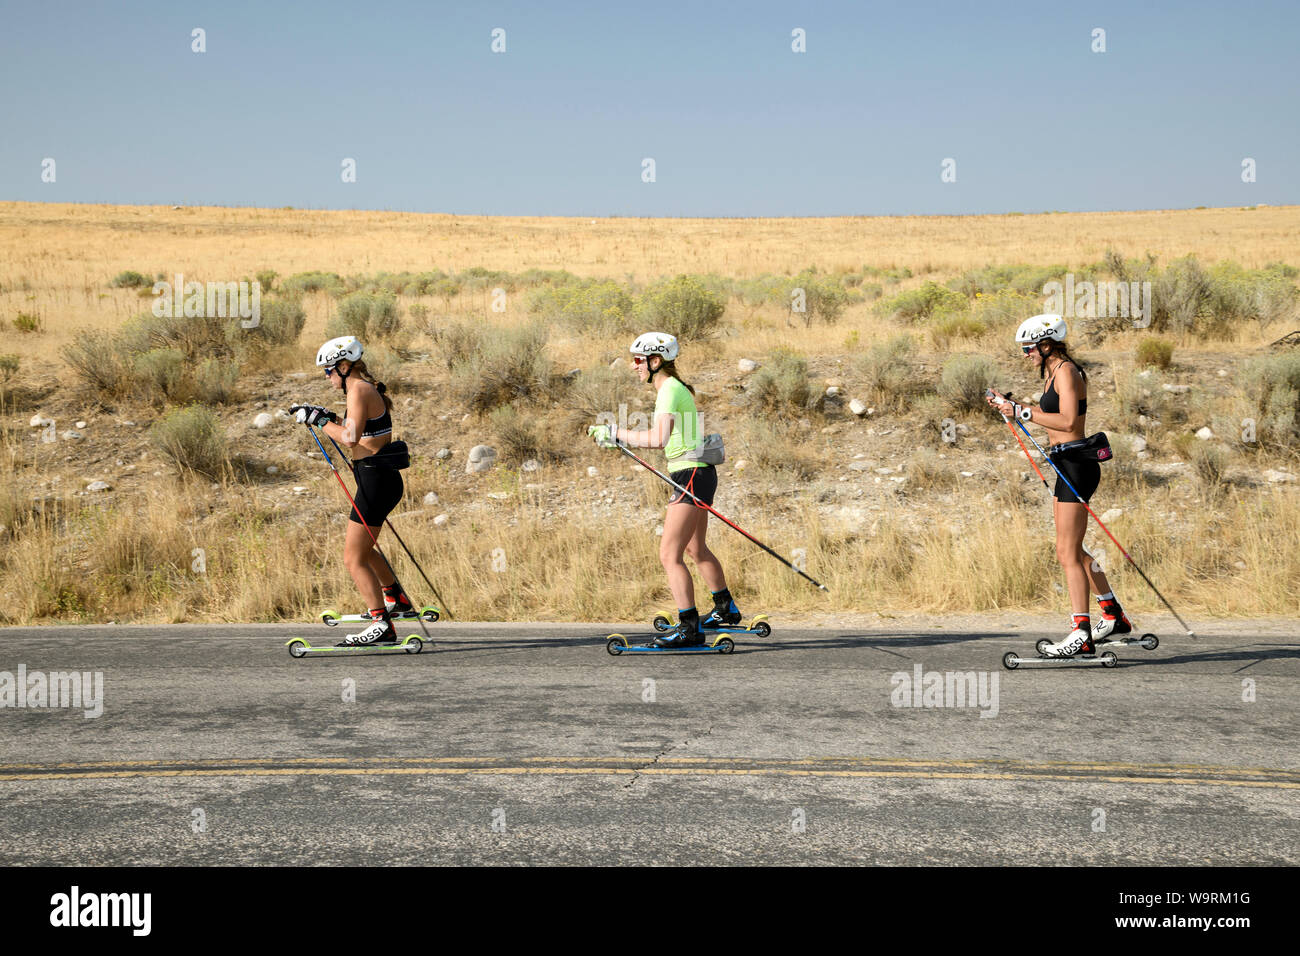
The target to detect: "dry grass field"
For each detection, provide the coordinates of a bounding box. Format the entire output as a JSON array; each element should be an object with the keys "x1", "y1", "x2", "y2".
[{"x1": 1, "y1": 201, "x2": 1297, "y2": 625}]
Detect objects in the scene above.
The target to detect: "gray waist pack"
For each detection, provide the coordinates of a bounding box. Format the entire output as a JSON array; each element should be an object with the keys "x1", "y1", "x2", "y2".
[{"x1": 673, "y1": 433, "x2": 725, "y2": 466}]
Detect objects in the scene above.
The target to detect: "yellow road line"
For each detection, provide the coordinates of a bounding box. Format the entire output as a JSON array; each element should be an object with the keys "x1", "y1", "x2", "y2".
[{"x1": 0, "y1": 758, "x2": 1297, "y2": 789}]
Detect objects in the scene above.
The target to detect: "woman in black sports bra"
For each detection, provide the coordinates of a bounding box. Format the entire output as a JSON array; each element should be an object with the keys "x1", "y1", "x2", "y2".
[
  {"x1": 986, "y1": 315, "x2": 1132, "y2": 657},
  {"x1": 290, "y1": 335, "x2": 411, "y2": 646}
]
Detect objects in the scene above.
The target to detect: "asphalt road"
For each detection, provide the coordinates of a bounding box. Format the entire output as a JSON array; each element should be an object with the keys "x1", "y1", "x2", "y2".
[{"x1": 1, "y1": 618, "x2": 1297, "y2": 865}]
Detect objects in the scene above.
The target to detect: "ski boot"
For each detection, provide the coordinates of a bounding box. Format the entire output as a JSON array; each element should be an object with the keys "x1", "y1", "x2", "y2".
[
  {"x1": 384, "y1": 585, "x2": 415, "y2": 616},
  {"x1": 1093, "y1": 602, "x2": 1132, "y2": 640},
  {"x1": 655, "y1": 616, "x2": 705, "y2": 648},
  {"x1": 1039, "y1": 625, "x2": 1095, "y2": 659},
  {"x1": 335, "y1": 617, "x2": 398, "y2": 647},
  {"x1": 700, "y1": 600, "x2": 742, "y2": 631}
]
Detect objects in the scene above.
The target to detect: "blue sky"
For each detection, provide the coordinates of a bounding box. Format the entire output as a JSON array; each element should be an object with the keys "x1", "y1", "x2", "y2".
[{"x1": 1, "y1": 0, "x2": 1296, "y2": 215}]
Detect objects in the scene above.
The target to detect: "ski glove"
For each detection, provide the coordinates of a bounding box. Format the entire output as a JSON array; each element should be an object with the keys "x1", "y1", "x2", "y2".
[
  {"x1": 290, "y1": 403, "x2": 338, "y2": 427},
  {"x1": 587, "y1": 424, "x2": 618, "y2": 448}
]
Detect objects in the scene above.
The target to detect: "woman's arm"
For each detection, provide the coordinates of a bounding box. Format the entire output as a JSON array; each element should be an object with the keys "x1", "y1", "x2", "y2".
[
  {"x1": 322, "y1": 386, "x2": 367, "y2": 447},
  {"x1": 616, "y1": 412, "x2": 674, "y2": 449}
]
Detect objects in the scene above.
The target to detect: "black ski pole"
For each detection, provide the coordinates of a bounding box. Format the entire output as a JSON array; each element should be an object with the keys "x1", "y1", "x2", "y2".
[{"x1": 611, "y1": 441, "x2": 829, "y2": 593}]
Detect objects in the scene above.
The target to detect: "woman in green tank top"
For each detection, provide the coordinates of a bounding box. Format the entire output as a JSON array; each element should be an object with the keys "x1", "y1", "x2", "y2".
[{"x1": 587, "y1": 332, "x2": 742, "y2": 647}]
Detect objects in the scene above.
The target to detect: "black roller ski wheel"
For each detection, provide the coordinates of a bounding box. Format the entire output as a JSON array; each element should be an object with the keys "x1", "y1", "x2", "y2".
[
  {"x1": 422, "y1": 609, "x2": 440, "y2": 623},
  {"x1": 405, "y1": 638, "x2": 423, "y2": 655},
  {"x1": 321, "y1": 611, "x2": 340, "y2": 628},
  {"x1": 1101, "y1": 652, "x2": 1118, "y2": 668},
  {"x1": 1035, "y1": 638, "x2": 1051, "y2": 657},
  {"x1": 1143, "y1": 633, "x2": 1158, "y2": 649},
  {"x1": 753, "y1": 622, "x2": 772, "y2": 638},
  {"x1": 652, "y1": 615, "x2": 672, "y2": 633},
  {"x1": 1002, "y1": 652, "x2": 1019, "y2": 670},
  {"x1": 288, "y1": 640, "x2": 309, "y2": 659},
  {"x1": 606, "y1": 638, "x2": 625, "y2": 656},
  {"x1": 717, "y1": 638, "x2": 735, "y2": 655}
]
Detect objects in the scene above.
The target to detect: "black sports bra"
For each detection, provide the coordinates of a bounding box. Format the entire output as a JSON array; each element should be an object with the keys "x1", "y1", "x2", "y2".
[
  {"x1": 361, "y1": 408, "x2": 392, "y2": 438},
  {"x1": 1040, "y1": 364, "x2": 1086, "y2": 415}
]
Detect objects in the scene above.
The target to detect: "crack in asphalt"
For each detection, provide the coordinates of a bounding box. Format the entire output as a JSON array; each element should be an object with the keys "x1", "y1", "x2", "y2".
[{"x1": 622, "y1": 726, "x2": 715, "y2": 791}]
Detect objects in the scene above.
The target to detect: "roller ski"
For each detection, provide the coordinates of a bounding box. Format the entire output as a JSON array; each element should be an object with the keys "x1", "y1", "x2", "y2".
[
  {"x1": 1003, "y1": 623, "x2": 1117, "y2": 670},
  {"x1": 320, "y1": 606, "x2": 440, "y2": 627},
  {"x1": 288, "y1": 619, "x2": 425, "y2": 658},
  {"x1": 608, "y1": 614, "x2": 735, "y2": 655},
  {"x1": 650, "y1": 610, "x2": 771, "y2": 638}
]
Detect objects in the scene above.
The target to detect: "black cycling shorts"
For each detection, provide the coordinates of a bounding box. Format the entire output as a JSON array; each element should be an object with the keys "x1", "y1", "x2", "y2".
[
  {"x1": 668, "y1": 466, "x2": 717, "y2": 507},
  {"x1": 1049, "y1": 454, "x2": 1100, "y2": 505},
  {"x1": 349, "y1": 462, "x2": 404, "y2": 526}
]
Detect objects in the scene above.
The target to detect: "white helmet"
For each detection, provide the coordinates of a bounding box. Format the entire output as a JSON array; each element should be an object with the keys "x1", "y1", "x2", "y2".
[
  {"x1": 629, "y1": 331, "x2": 679, "y2": 362},
  {"x1": 1015, "y1": 314, "x2": 1067, "y2": 347},
  {"x1": 316, "y1": 335, "x2": 363, "y2": 368}
]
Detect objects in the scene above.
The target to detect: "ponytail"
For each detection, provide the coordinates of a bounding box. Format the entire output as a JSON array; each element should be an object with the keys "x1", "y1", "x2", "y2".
[
  {"x1": 658, "y1": 359, "x2": 695, "y2": 396},
  {"x1": 349, "y1": 359, "x2": 393, "y2": 411}
]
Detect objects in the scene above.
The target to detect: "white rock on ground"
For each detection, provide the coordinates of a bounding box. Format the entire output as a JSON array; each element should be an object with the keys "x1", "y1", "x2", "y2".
[
  {"x1": 587, "y1": 466, "x2": 599, "y2": 477},
  {"x1": 29, "y1": 414, "x2": 45, "y2": 427},
  {"x1": 1264, "y1": 470, "x2": 1295, "y2": 483},
  {"x1": 266, "y1": 465, "x2": 279, "y2": 475},
  {"x1": 522, "y1": 459, "x2": 540, "y2": 472},
  {"x1": 423, "y1": 492, "x2": 439, "y2": 505},
  {"x1": 436, "y1": 448, "x2": 451, "y2": 460},
  {"x1": 253, "y1": 413, "x2": 274, "y2": 428},
  {"x1": 825, "y1": 386, "x2": 840, "y2": 398},
  {"x1": 86, "y1": 481, "x2": 111, "y2": 492},
  {"x1": 466, "y1": 445, "x2": 497, "y2": 473},
  {"x1": 849, "y1": 399, "x2": 867, "y2": 416},
  {"x1": 1163, "y1": 384, "x2": 1191, "y2": 394},
  {"x1": 1100, "y1": 509, "x2": 1123, "y2": 523},
  {"x1": 734, "y1": 460, "x2": 748, "y2": 472},
  {"x1": 433, "y1": 514, "x2": 450, "y2": 526},
  {"x1": 1131, "y1": 436, "x2": 1147, "y2": 453},
  {"x1": 737, "y1": 359, "x2": 758, "y2": 373},
  {"x1": 75, "y1": 421, "x2": 87, "y2": 429},
  {"x1": 60, "y1": 430, "x2": 83, "y2": 440},
  {"x1": 1195, "y1": 427, "x2": 1214, "y2": 440}
]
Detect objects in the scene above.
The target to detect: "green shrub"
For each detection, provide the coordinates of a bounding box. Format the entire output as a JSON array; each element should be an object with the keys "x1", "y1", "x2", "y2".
[
  {"x1": 747, "y1": 348, "x2": 818, "y2": 414},
  {"x1": 246, "y1": 296, "x2": 307, "y2": 346},
  {"x1": 430, "y1": 322, "x2": 487, "y2": 371},
  {"x1": 879, "y1": 281, "x2": 966, "y2": 321},
  {"x1": 939, "y1": 354, "x2": 997, "y2": 413},
  {"x1": 1114, "y1": 369, "x2": 1171, "y2": 424},
  {"x1": 150, "y1": 406, "x2": 228, "y2": 477},
  {"x1": 193, "y1": 358, "x2": 239, "y2": 404},
  {"x1": 327, "y1": 291, "x2": 401, "y2": 341},
  {"x1": 1188, "y1": 441, "x2": 1227, "y2": 489},
  {"x1": 562, "y1": 363, "x2": 642, "y2": 437},
  {"x1": 636, "y1": 275, "x2": 727, "y2": 339},
  {"x1": 255, "y1": 270, "x2": 278, "y2": 292},
  {"x1": 1135, "y1": 336, "x2": 1174, "y2": 369},
  {"x1": 786, "y1": 271, "x2": 851, "y2": 327},
  {"x1": 528, "y1": 279, "x2": 636, "y2": 337},
  {"x1": 13, "y1": 312, "x2": 43, "y2": 333},
  {"x1": 431, "y1": 278, "x2": 462, "y2": 307},
  {"x1": 856, "y1": 335, "x2": 932, "y2": 411},
  {"x1": 928, "y1": 314, "x2": 990, "y2": 349},
  {"x1": 1239, "y1": 353, "x2": 1300, "y2": 447},
  {"x1": 948, "y1": 264, "x2": 1073, "y2": 298},
  {"x1": 133, "y1": 348, "x2": 185, "y2": 400},
  {"x1": 735, "y1": 418, "x2": 819, "y2": 480},
  {"x1": 450, "y1": 321, "x2": 555, "y2": 414},
  {"x1": 0, "y1": 354, "x2": 17, "y2": 387},
  {"x1": 490, "y1": 406, "x2": 564, "y2": 465},
  {"x1": 111, "y1": 270, "x2": 151, "y2": 289},
  {"x1": 280, "y1": 271, "x2": 345, "y2": 296},
  {"x1": 62, "y1": 331, "x2": 133, "y2": 397}
]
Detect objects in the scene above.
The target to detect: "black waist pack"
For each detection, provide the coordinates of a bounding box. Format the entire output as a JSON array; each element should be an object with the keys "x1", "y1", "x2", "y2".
[
  {"x1": 355, "y1": 440, "x2": 410, "y2": 470},
  {"x1": 1049, "y1": 432, "x2": 1112, "y2": 463}
]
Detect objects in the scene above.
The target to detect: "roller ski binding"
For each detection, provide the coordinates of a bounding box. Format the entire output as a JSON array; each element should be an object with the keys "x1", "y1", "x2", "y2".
[
  {"x1": 1003, "y1": 625, "x2": 1117, "y2": 670},
  {"x1": 1091, "y1": 604, "x2": 1158, "y2": 650}
]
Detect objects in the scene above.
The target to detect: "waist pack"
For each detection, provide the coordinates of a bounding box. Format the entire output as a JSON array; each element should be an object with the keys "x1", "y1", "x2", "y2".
[
  {"x1": 673, "y1": 433, "x2": 725, "y2": 466},
  {"x1": 355, "y1": 439, "x2": 411, "y2": 471},
  {"x1": 1049, "y1": 432, "x2": 1112, "y2": 464}
]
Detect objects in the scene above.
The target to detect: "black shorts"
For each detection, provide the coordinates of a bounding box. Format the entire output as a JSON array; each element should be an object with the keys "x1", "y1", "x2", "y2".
[
  {"x1": 1048, "y1": 453, "x2": 1100, "y2": 505},
  {"x1": 668, "y1": 466, "x2": 717, "y2": 507},
  {"x1": 349, "y1": 463, "x2": 404, "y2": 526}
]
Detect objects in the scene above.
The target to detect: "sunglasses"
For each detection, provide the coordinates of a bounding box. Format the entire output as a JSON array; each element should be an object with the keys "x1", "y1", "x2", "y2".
[
  {"x1": 1021, "y1": 345, "x2": 1036, "y2": 355},
  {"x1": 631, "y1": 355, "x2": 647, "y2": 365},
  {"x1": 324, "y1": 366, "x2": 338, "y2": 376}
]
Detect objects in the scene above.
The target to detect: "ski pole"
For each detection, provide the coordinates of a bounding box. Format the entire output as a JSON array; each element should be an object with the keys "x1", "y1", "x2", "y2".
[
  {"x1": 611, "y1": 441, "x2": 829, "y2": 593},
  {"x1": 989, "y1": 391, "x2": 1050, "y2": 492},
  {"x1": 1002, "y1": 413, "x2": 1195, "y2": 638},
  {"x1": 319, "y1": 430, "x2": 454, "y2": 620},
  {"x1": 305, "y1": 425, "x2": 432, "y2": 637}
]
